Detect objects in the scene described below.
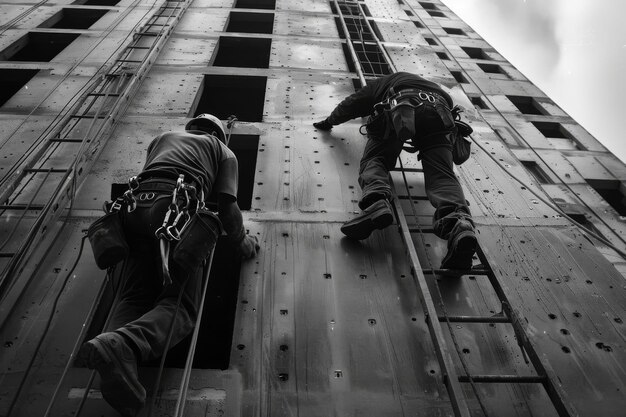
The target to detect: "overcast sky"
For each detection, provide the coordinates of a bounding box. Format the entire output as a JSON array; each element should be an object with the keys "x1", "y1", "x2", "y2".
[{"x1": 442, "y1": 0, "x2": 626, "y2": 163}]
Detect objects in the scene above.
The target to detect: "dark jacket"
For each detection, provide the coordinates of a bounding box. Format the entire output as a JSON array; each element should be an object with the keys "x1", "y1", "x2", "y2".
[{"x1": 326, "y1": 72, "x2": 453, "y2": 126}]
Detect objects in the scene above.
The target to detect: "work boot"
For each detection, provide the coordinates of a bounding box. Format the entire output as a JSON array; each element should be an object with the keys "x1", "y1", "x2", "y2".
[
  {"x1": 78, "y1": 332, "x2": 146, "y2": 417},
  {"x1": 440, "y1": 219, "x2": 477, "y2": 270},
  {"x1": 341, "y1": 199, "x2": 394, "y2": 240}
]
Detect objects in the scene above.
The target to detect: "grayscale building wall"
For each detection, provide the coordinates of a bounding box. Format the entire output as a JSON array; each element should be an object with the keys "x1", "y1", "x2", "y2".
[{"x1": 0, "y1": 1, "x2": 624, "y2": 416}]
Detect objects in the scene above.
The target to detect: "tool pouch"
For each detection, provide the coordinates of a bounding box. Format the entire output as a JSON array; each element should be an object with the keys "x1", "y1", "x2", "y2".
[
  {"x1": 87, "y1": 211, "x2": 129, "y2": 269},
  {"x1": 172, "y1": 208, "x2": 223, "y2": 274},
  {"x1": 452, "y1": 120, "x2": 473, "y2": 165}
]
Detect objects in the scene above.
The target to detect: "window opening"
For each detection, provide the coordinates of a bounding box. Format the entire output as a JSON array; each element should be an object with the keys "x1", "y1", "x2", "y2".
[
  {"x1": 405, "y1": 10, "x2": 414, "y2": 16},
  {"x1": 444, "y1": 27, "x2": 465, "y2": 36},
  {"x1": 478, "y1": 63, "x2": 507, "y2": 76},
  {"x1": 0, "y1": 69, "x2": 39, "y2": 107},
  {"x1": 521, "y1": 161, "x2": 553, "y2": 184},
  {"x1": 507, "y1": 95, "x2": 545, "y2": 115},
  {"x1": 413, "y1": 21, "x2": 424, "y2": 28},
  {"x1": 470, "y1": 96, "x2": 487, "y2": 109},
  {"x1": 531, "y1": 121, "x2": 571, "y2": 139},
  {"x1": 73, "y1": 0, "x2": 120, "y2": 5},
  {"x1": 424, "y1": 37, "x2": 438, "y2": 46},
  {"x1": 587, "y1": 180, "x2": 626, "y2": 216},
  {"x1": 38, "y1": 8, "x2": 108, "y2": 29},
  {"x1": 352, "y1": 42, "x2": 391, "y2": 76},
  {"x1": 361, "y1": 4, "x2": 372, "y2": 17},
  {"x1": 341, "y1": 43, "x2": 357, "y2": 72},
  {"x1": 450, "y1": 70, "x2": 468, "y2": 84},
  {"x1": 226, "y1": 11, "x2": 274, "y2": 34},
  {"x1": 426, "y1": 10, "x2": 446, "y2": 18},
  {"x1": 419, "y1": 2, "x2": 439, "y2": 10},
  {"x1": 335, "y1": 16, "x2": 375, "y2": 41},
  {"x1": 213, "y1": 37, "x2": 271, "y2": 69},
  {"x1": 436, "y1": 51, "x2": 449, "y2": 60},
  {"x1": 352, "y1": 78, "x2": 363, "y2": 91},
  {"x1": 461, "y1": 46, "x2": 489, "y2": 59},
  {"x1": 192, "y1": 75, "x2": 266, "y2": 122},
  {"x1": 235, "y1": 0, "x2": 275, "y2": 10},
  {"x1": 0, "y1": 32, "x2": 80, "y2": 62},
  {"x1": 223, "y1": 134, "x2": 259, "y2": 210}
]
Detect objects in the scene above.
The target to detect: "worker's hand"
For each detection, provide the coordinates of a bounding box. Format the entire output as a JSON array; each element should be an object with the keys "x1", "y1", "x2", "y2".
[
  {"x1": 313, "y1": 119, "x2": 333, "y2": 131},
  {"x1": 237, "y1": 235, "x2": 260, "y2": 259}
]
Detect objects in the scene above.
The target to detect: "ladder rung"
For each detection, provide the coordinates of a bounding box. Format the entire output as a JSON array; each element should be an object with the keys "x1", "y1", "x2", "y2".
[
  {"x1": 127, "y1": 46, "x2": 150, "y2": 49},
  {"x1": 391, "y1": 167, "x2": 423, "y2": 173},
  {"x1": 408, "y1": 227, "x2": 434, "y2": 234},
  {"x1": 438, "y1": 315, "x2": 509, "y2": 324},
  {"x1": 459, "y1": 375, "x2": 546, "y2": 384},
  {"x1": 0, "y1": 204, "x2": 44, "y2": 210},
  {"x1": 398, "y1": 195, "x2": 428, "y2": 201},
  {"x1": 0, "y1": 252, "x2": 15, "y2": 258},
  {"x1": 424, "y1": 268, "x2": 490, "y2": 276},
  {"x1": 87, "y1": 93, "x2": 121, "y2": 97},
  {"x1": 70, "y1": 115, "x2": 107, "y2": 119},
  {"x1": 137, "y1": 32, "x2": 160, "y2": 36},
  {"x1": 24, "y1": 168, "x2": 69, "y2": 173},
  {"x1": 50, "y1": 138, "x2": 88, "y2": 143},
  {"x1": 116, "y1": 59, "x2": 142, "y2": 63}
]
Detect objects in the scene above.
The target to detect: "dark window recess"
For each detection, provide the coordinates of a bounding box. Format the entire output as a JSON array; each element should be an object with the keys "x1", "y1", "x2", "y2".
[
  {"x1": 0, "y1": 69, "x2": 38, "y2": 107},
  {"x1": 444, "y1": 27, "x2": 465, "y2": 36},
  {"x1": 424, "y1": 37, "x2": 438, "y2": 46},
  {"x1": 419, "y1": 1, "x2": 439, "y2": 10},
  {"x1": 352, "y1": 78, "x2": 363, "y2": 92},
  {"x1": 450, "y1": 71, "x2": 468, "y2": 84},
  {"x1": 507, "y1": 95, "x2": 545, "y2": 115},
  {"x1": 38, "y1": 8, "x2": 107, "y2": 29},
  {"x1": 405, "y1": 10, "x2": 414, "y2": 16},
  {"x1": 397, "y1": 0, "x2": 404, "y2": 4},
  {"x1": 461, "y1": 46, "x2": 488, "y2": 59},
  {"x1": 370, "y1": 20, "x2": 383, "y2": 40},
  {"x1": 226, "y1": 12, "x2": 274, "y2": 34},
  {"x1": 73, "y1": 0, "x2": 120, "y2": 5},
  {"x1": 470, "y1": 96, "x2": 488, "y2": 109},
  {"x1": 341, "y1": 43, "x2": 357, "y2": 72},
  {"x1": 361, "y1": 4, "x2": 372, "y2": 17},
  {"x1": 334, "y1": 17, "x2": 346, "y2": 39},
  {"x1": 478, "y1": 63, "x2": 507, "y2": 76},
  {"x1": 531, "y1": 121, "x2": 572, "y2": 139},
  {"x1": 0, "y1": 32, "x2": 79, "y2": 62},
  {"x1": 225, "y1": 134, "x2": 259, "y2": 210},
  {"x1": 413, "y1": 21, "x2": 424, "y2": 28},
  {"x1": 587, "y1": 180, "x2": 626, "y2": 216},
  {"x1": 427, "y1": 10, "x2": 446, "y2": 17},
  {"x1": 235, "y1": 0, "x2": 275, "y2": 10},
  {"x1": 436, "y1": 51, "x2": 449, "y2": 60},
  {"x1": 151, "y1": 241, "x2": 244, "y2": 369},
  {"x1": 352, "y1": 42, "x2": 391, "y2": 76},
  {"x1": 521, "y1": 161, "x2": 553, "y2": 184},
  {"x1": 213, "y1": 37, "x2": 271, "y2": 69},
  {"x1": 192, "y1": 75, "x2": 266, "y2": 122}
]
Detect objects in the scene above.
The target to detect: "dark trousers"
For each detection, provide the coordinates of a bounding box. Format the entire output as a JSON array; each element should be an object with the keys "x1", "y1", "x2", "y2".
[
  {"x1": 107, "y1": 191, "x2": 204, "y2": 362},
  {"x1": 358, "y1": 110, "x2": 472, "y2": 240}
]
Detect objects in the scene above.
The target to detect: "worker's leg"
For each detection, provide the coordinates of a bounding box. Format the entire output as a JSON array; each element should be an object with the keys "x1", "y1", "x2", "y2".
[
  {"x1": 357, "y1": 134, "x2": 404, "y2": 209},
  {"x1": 114, "y1": 262, "x2": 204, "y2": 361},
  {"x1": 342, "y1": 135, "x2": 403, "y2": 239},
  {"x1": 420, "y1": 145, "x2": 472, "y2": 238}
]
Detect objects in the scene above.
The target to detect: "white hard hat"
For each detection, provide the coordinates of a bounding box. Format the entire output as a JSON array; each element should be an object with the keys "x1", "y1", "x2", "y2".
[{"x1": 185, "y1": 113, "x2": 226, "y2": 143}]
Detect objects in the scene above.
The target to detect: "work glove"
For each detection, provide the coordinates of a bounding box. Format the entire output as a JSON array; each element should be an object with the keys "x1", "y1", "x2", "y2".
[
  {"x1": 313, "y1": 119, "x2": 333, "y2": 131},
  {"x1": 237, "y1": 235, "x2": 260, "y2": 259}
]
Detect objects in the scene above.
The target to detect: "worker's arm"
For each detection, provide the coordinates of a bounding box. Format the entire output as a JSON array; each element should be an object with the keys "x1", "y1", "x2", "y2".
[
  {"x1": 217, "y1": 194, "x2": 259, "y2": 259},
  {"x1": 313, "y1": 81, "x2": 378, "y2": 130}
]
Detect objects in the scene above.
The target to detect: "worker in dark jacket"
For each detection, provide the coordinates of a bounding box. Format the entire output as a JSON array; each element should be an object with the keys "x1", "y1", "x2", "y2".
[
  {"x1": 80, "y1": 114, "x2": 259, "y2": 416},
  {"x1": 314, "y1": 72, "x2": 476, "y2": 270}
]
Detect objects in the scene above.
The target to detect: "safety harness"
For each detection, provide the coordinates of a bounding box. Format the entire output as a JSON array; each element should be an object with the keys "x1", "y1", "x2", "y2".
[
  {"x1": 105, "y1": 174, "x2": 204, "y2": 285},
  {"x1": 361, "y1": 87, "x2": 473, "y2": 164}
]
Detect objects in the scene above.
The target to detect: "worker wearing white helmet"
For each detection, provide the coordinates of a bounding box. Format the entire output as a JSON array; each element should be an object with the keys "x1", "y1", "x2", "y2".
[{"x1": 80, "y1": 113, "x2": 259, "y2": 416}]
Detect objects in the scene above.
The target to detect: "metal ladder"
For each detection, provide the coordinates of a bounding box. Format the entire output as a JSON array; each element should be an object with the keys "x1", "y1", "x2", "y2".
[
  {"x1": 0, "y1": 0, "x2": 190, "y2": 303},
  {"x1": 332, "y1": 1, "x2": 576, "y2": 416},
  {"x1": 1, "y1": 0, "x2": 198, "y2": 415}
]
